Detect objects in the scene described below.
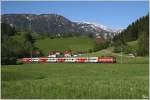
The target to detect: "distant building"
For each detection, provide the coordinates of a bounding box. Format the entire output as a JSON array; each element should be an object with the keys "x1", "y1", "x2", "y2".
[
  {"x1": 48, "y1": 52, "x2": 56, "y2": 57},
  {"x1": 64, "y1": 51, "x2": 72, "y2": 57},
  {"x1": 48, "y1": 50, "x2": 72, "y2": 57}
]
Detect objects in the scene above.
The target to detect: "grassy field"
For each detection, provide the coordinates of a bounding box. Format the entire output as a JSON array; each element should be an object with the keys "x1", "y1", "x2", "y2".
[
  {"x1": 87, "y1": 47, "x2": 149, "y2": 64},
  {"x1": 35, "y1": 36, "x2": 94, "y2": 56},
  {"x1": 2, "y1": 63, "x2": 149, "y2": 99},
  {"x1": 2, "y1": 37, "x2": 149, "y2": 99}
]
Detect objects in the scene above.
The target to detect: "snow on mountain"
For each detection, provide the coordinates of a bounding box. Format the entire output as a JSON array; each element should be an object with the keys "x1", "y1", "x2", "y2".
[
  {"x1": 76, "y1": 21, "x2": 118, "y2": 33},
  {"x1": 2, "y1": 14, "x2": 123, "y2": 39},
  {"x1": 75, "y1": 21, "x2": 124, "y2": 39}
]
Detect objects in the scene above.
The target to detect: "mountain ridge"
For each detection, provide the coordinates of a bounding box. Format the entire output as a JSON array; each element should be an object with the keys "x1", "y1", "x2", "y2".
[{"x1": 2, "y1": 14, "x2": 121, "y2": 39}]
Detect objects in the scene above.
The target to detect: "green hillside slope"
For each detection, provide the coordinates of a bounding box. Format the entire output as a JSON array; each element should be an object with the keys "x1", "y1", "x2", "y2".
[
  {"x1": 127, "y1": 40, "x2": 138, "y2": 49},
  {"x1": 35, "y1": 36, "x2": 94, "y2": 56}
]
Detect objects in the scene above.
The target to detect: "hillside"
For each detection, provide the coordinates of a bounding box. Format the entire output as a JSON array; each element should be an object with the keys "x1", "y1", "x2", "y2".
[
  {"x1": 88, "y1": 47, "x2": 149, "y2": 64},
  {"x1": 112, "y1": 14, "x2": 149, "y2": 56},
  {"x1": 127, "y1": 40, "x2": 138, "y2": 49},
  {"x1": 35, "y1": 36, "x2": 94, "y2": 56},
  {"x1": 113, "y1": 14, "x2": 149, "y2": 42},
  {"x1": 2, "y1": 14, "x2": 117, "y2": 39}
]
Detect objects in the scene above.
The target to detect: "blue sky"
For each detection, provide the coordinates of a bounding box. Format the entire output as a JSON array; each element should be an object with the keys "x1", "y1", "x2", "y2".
[{"x1": 1, "y1": 1, "x2": 149, "y2": 29}]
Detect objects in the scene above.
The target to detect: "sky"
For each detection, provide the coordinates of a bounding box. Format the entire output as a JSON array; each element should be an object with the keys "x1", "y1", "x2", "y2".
[{"x1": 1, "y1": 1, "x2": 149, "y2": 30}]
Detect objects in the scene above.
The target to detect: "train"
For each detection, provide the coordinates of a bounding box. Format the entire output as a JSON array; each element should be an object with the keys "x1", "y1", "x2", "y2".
[{"x1": 17, "y1": 56, "x2": 116, "y2": 63}]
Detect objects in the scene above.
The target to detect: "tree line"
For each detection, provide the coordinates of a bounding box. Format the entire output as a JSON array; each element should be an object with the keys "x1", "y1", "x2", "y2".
[
  {"x1": 1, "y1": 23, "x2": 42, "y2": 65},
  {"x1": 112, "y1": 14, "x2": 149, "y2": 56}
]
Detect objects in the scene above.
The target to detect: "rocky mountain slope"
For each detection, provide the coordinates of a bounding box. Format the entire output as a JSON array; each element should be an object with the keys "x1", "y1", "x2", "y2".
[{"x1": 2, "y1": 14, "x2": 121, "y2": 39}]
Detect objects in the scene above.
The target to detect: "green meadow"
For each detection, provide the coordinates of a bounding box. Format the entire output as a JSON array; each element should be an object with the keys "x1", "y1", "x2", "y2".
[
  {"x1": 35, "y1": 36, "x2": 94, "y2": 56},
  {"x1": 2, "y1": 36, "x2": 149, "y2": 99},
  {"x1": 2, "y1": 62, "x2": 149, "y2": 99}
]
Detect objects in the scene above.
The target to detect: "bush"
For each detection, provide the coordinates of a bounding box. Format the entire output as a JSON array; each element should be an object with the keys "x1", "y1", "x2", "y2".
[
  {"x1": 93, "y1": 40, "x2": 109, "y2": 52},
  {"x1": 88, "y1": 49, "x2": 93, "y2": 53},
  {"x1": 2, "y1": 57, "x2": 17, "y2": 65},
  {"x1": 124, "y1": 46, "x2": 132, "y2": 54},
  {"x1": 16, "y1": 61, "x2": 23, "y2": 65},
  {"x1": 113, "y1": 45, "x2": 128, "y2": 53},
  {"x1": 113, "y1": 47, "x2": 121, "y2": 53}
]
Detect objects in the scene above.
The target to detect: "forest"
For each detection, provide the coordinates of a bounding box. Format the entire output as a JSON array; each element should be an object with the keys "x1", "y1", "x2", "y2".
[{"x1": 112, "y1": 14, "x2": 149, "y2": 56}]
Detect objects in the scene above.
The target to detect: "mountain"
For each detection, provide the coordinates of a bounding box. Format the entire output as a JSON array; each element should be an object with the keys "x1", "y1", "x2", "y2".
[
  {"x1": 77, "y1": 21, "x2": 117, "y2": 32},
  {"x1": 2, "y1": 14, "x2": 77, "y2": 36},
  {"x1": 2, "y1": 14, "x2": 120, "y2": 39},
  {"x1": 75, "y1": 21, "x2": 120, "y2": 39}
]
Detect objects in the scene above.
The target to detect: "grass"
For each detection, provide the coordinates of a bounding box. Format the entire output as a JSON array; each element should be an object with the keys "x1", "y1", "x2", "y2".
[
  {"x1": 35, "y1": 36, "x2": 94, "y2": 56},
  {"x1": 1, "y1": 63, "x2": 149, "y2": 99},
  {"x1": 2, "y1": 37, "x2": 149, "y2": 99},
  {"x1": 127, "y1": 40, "x2": 138, "y2": 48},
  {"x1": 88, "y1": 47, "x2": 149, "y2": 64}
]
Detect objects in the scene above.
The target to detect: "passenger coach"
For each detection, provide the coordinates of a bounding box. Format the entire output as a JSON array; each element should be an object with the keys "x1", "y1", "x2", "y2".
[{"x1": 18, "y1": 56, "x2": 116, "y2": 63}]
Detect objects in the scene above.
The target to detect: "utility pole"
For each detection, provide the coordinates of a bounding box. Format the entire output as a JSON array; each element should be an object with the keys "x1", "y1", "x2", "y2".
[
  {"x1": 121, "y1": 48, "x2": 122, "y2": 64},
  {"x1": 30, "y1": 18, "x2": 33, "y2": 63},
  {"x1": 27, "y1": 16, "x2": 32, "y2": 63},
  {"x1": 134, "y1": 50, "x2": 137, "y2": 64},
  {"x1": 47, "y1": 16, "x2": 50, "y2": 37}
]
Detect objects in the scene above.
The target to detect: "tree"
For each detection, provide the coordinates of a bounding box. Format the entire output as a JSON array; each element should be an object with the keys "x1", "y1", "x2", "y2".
[
  {"x1": 23, "y1": 32, "x2": 35, "y2": 44},
  {"x1": 137, "y1": 31, "x2": 149, "y2": 56},
  {"x1": 1, "y1": 38, "x2": 18, "y2": 65},
  {"x1": 1, "y1": 23, "x2": 17, "y2": 65},
  {"x1": 93, "y1": 37, "x2": 109, "y2": 52},
  {"x1": 112, "y1": 14, "x2": 149, "y2": 54},
  {"x1": 1, "y1": 23, "x2": 39, "y2": 65},
  {"x1": 113, "y1": 14, "x2": 149, "y2": 43}
]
